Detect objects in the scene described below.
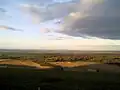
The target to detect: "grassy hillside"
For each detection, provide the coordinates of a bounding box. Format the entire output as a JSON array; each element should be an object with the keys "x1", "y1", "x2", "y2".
[{"x1": 0, "y1": 68, "x2": 120, "y2": 90}]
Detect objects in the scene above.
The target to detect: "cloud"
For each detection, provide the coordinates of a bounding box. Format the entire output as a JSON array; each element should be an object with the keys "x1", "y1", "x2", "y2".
[
  {"x1": 58, "y1": 0, "x2": 120, "y2": 39},
  {"x1": 0, "y1": 25, "x2": 23, "y2": 31},
  {"x1": 19, "y1": 0, "x2": 79, "y2": 23},
  {"x1": 40, "y1": 28, "x2": 52, "y2": 33},
  {"x1": 25, "y1": 0, "x2": 54, "y2": 5},
  {"x1": 19, "y1": 0, "x2": 120, "y2": 40},
  {"x1": 0, "y1": 8, "x2": 6, "y2": 12},
  {"x1": 0, "y1": 0, "x2": 15, "y2": 20},
  {"x1": 0, "y1": 8, "x2": 8, "y2": 20},
  {"x1": 45, "y1": 32, "x2": 74, "y2": 40}
]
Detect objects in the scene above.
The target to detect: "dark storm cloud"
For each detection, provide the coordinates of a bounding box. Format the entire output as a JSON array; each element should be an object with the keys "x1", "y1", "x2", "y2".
[
  {"x1": 60, "y1": 16, "x2": 120, "y2": 39},
  {"x1": 59, "y1": 0, "x2": 120, "y2": 40}
]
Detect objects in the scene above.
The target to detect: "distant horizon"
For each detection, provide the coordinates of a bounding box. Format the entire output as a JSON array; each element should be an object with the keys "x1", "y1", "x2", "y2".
[
  {"x1": 0, "y1": 45, "x2": 120, "y2": 51},
  {"x1": 0, "y1": 48, "x2": 120, "y2": 52}
]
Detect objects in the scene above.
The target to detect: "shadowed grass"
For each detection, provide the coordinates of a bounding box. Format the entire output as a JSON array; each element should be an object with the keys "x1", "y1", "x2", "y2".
[{"x1": 0, "y1": 68, "x2": 120, "y2": 90}]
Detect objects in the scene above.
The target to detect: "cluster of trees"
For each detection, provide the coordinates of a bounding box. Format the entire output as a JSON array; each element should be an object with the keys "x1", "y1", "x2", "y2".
[
  {"x1": 0, "y1": 54, "x2": 20, "y2": 59},
  {"x1": 44, "y1": 55, "x2": 120, "y2": 63},
  {"x1": 44, "y1": 55, "x2": 95, "y2": 62},
  {"x1": 0, "y1": 54, "x2": 33, "y2": 60},
  {"x1": 0, "y1": 53, "x2": 120, "y2": 64}
]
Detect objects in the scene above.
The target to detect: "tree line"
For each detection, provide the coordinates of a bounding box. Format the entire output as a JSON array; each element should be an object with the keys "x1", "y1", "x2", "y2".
[{"x1": 0, "y1": 53, "x2": 120, "y2": 64}]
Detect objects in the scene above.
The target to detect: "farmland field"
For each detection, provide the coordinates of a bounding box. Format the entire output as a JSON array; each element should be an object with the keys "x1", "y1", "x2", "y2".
[{"x1": 0, "y1": 50, "x2": 120, "y2": 90}]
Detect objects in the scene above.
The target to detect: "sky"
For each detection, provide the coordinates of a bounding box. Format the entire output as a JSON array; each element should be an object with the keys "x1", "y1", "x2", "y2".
[{"x1": 0, "y1": 0, "x2": 120, "y2": 50}]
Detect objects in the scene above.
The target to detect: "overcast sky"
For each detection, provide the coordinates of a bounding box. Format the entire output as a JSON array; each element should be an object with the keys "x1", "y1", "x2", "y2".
[{"x1": 0, "y1": 0, "x2": 120, "y2": 50}]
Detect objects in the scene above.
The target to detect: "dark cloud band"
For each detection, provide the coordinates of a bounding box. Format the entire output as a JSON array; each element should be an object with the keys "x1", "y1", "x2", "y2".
[{"x1": 60, "y1": 0, "x2": 120, "y2": 40}]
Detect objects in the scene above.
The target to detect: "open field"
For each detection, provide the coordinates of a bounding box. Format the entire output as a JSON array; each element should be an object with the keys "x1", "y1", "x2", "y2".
[
  {"x1": 49, "y1": 61, "x2": 120, "y2": 72},
  {"x1": 1, "y1": 68, "x2": 120, "y2": 90},
  {"x1": 0, "y1": 59, "x2": 120, "y2": 72},
  {"x1": 0, "y1": 50, "x2": 120, "y2": 90}
]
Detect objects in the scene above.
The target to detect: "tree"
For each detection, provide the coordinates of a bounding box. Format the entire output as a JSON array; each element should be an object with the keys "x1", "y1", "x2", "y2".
[{"x1": 0, "y1": 54, "x2": 8, "y2": 59}]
